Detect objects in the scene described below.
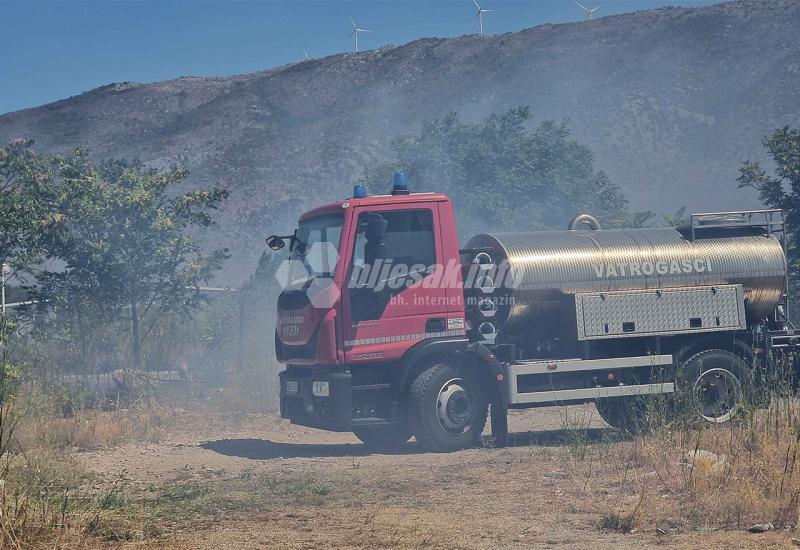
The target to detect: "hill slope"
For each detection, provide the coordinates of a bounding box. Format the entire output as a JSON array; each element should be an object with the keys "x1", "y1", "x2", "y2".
[{"x1": 2, "y1": 0, "x2": 798, "y2": 282}]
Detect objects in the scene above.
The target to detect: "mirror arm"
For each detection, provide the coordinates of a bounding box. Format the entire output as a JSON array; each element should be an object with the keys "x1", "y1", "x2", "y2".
[{"x1": 266, "y1": 233, "x2": 296, "y2": 251}]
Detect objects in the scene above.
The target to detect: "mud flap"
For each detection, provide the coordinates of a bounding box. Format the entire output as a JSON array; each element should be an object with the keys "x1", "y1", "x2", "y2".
[{"x1": 490, "y1": 403, "x2": 508, "y2": 447}]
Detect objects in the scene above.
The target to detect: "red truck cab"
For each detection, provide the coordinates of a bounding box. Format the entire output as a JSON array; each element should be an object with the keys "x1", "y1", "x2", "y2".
[{"x1": 272, "y1": 176, "x2": 507, "y2": 451}]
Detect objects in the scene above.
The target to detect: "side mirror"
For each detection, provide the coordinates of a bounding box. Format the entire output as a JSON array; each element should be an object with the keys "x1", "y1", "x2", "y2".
[{"x1": 266, "y1": 235, "x2": 286, "y2": 251}]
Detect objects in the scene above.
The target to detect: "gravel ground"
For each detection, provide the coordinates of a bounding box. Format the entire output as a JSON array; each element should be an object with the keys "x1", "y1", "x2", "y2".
[{"x1": 77, "y1": 406, "x2": 794, "y2": 549}]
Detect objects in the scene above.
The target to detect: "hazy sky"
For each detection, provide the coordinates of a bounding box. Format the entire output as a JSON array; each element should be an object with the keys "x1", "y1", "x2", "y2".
[{"x1": 1, "y1": 0, "x2": 720, "y2": 115}]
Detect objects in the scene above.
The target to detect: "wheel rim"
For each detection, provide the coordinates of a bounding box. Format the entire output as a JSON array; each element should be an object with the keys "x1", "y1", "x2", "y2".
[
  {"x1": 436, "y1": 378, "x2": 476, "y2": 436},
  {"x1": 693, "y1": 367, "x2": 742, "y2": 423}
]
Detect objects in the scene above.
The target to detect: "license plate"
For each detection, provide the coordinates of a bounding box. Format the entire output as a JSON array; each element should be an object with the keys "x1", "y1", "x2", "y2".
[
  {"x1": 312, "y1": 380, "x2": 330, "y2": 397},
  {"x1": 285, "y1": 380, "x2": 299, "y2": 394}
]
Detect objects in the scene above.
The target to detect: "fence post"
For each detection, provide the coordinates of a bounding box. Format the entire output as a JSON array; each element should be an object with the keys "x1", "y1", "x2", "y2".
[{"x1": 236, "y1": 293, "x2": 245, "y2": 387}]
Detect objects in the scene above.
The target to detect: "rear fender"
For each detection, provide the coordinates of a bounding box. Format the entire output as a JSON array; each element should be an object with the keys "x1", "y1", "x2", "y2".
[
  {"x1": 465, "y1": 342, "x2": 509, "y2": 410},
  {"x1": 674, "y1": 334, "x2": 754, "y2": 366}
]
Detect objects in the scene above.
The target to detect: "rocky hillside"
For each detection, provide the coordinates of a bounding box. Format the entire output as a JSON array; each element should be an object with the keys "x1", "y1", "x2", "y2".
[{"x1": 2, "y1": 0, "x2": 798, "y2": 282}]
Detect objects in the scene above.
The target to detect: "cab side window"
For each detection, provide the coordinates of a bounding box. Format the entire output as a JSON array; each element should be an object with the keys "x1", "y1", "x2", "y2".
[{"x1": 350, "y1": 209, "x2": 436, "y2": 321}]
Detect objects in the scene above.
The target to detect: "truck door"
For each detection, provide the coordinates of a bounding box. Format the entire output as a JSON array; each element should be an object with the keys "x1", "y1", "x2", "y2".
[{"x1": 341, "y1": 204, "x2": 451, "y2": 363}]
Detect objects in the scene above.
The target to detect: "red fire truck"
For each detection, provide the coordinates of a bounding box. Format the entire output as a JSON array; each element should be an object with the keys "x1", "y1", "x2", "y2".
[{"x1": 267, "y1": 174, "x2": 795, "y2": 452}]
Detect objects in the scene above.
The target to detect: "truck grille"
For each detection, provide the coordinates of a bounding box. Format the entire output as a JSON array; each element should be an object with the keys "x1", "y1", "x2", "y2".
[
  {"x1": 280, "y1": 342, "x2": 315, "y2": 360},
  {"x1": 278, "y1": 291, "x2": 310, "y2": 310}
]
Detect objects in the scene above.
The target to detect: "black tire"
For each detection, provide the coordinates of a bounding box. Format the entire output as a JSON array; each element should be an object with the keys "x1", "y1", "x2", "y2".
[
  {"x1": 353, "y1": 424, "x2": 412, "y2": 450},
  {"x1": 595, "y1": 396, "x2": 650, "y2": 435},
  {"x1": 409, "y1": 363, "x2": 488, "y2": 452},
  {"x1": 678, "y1": 348, "x2": 750, "y2": 423}
]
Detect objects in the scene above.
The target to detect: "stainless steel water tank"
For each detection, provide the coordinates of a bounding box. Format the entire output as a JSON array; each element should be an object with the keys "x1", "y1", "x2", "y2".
[{"x1": 465, "y1": 227, "x2": 787, "y2": 333}]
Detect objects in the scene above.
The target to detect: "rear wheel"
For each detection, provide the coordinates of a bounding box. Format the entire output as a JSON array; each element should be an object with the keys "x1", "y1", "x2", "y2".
[
  {"x1": 596, "y1": 396, "x2": 651, "y2": 434},
  {"x1": 680, "y1": 349, "x2": 749, "y2": 423},
  {"x1": 353, "y1": 424, "x2": 412, "y2": 450},
  {"x1": 409, "y1": 363, "x2": 488, "y2": 452}
]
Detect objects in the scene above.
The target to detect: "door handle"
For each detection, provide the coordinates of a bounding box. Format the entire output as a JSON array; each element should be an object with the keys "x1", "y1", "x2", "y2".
[{"x1": 425, "y1": 318, "x2": 446, "y2": 333}]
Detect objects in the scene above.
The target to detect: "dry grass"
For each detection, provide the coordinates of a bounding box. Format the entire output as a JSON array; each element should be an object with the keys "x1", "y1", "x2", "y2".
[
  {"x1": 0, "y1": 460, "x2": 348, "y2": 549},
  {"x1": 0, "y1": 385, "x2": 286, "y2": 548},
  {"x1": 636, "y1": 398, "x2": 800, "y2": 530},
  {"x1": 16, "y1": 407, "x2": 164, "y2": 451},
  {"x1": 12, "y1": 383, "x2": 277, "y2": 452},
  {"x1": 4, "y1": 382, "x2": 800, "y2": 547},
  {"x1": 554, "y1": 397, "x2": 800, "y2": 535},
  {"x1": 0, "y1": 449, "x2": 120, "y2": 548},
  {"x1": 0, "y1": 392, "x2": 165, "y2": 547}
]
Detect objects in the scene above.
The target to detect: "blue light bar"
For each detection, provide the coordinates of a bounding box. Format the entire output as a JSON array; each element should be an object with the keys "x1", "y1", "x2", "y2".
[
  {"x1": 392, "y1": 172, "x2": 409, "y2": 195},
  {"x1": 353, "y1": 183, "x2": 368, "y2": 198}
]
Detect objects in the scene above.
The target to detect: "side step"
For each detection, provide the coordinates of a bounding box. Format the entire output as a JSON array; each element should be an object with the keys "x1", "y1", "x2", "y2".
[
  {"x1": 507, "y1": 354, "x2": 674, "y2": 405},
  {"x1": 768, "y1": 334, "x2": 800, "y2": 349}
]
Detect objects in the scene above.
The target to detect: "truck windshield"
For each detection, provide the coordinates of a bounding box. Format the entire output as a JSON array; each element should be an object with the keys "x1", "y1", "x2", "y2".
[{"x1": 287, "y1": 214, "x2": 344, "y2": 287}]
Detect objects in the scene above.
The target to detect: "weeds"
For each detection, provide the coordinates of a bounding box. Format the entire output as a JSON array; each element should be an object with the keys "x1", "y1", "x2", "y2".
[
  {"x1": 16, "y1": 404, "x2": 163, "y2": 451},
  {"x1": 0, "y1": 383, "x2": 264, "y2": 547},
  {"x1": 0, "y1": 452, "x2": 342, "y2": 548},
  {"x1": 591, "y1": 394, "x2": 800, "y2": 532},
  {"x1": 239, "y1": 468, "x2": 333, "y2": 506},
  {"x1": 599, "y1": 510, "x2": 636, "y2": 533},
  {"x1": 0, "y1": 452, "x2": 145, "y2": 547},
  {"x1": 556, "y1": 404, "x2": 596, "y2": 461},
  {"x1": 547, "y1": 354, "x2": 800, "y2": 536}
]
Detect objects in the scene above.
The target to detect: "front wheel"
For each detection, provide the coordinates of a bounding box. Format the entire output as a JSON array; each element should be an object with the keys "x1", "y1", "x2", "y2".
[{"x1": 409, "y1": 363, "x2": 488, "y2": 452}]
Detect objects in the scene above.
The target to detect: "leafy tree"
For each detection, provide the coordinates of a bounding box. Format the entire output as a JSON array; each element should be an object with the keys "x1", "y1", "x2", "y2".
[
  {"x1": 738, "y1": 127, "x2": 800, "y2": 298},
  {"x1": 0, "y1": 139, "x2": 51, "y2": 277},
  {"x1": 630, "y1": 211, "x2": 656, "y2": 228},
  {"x1": 663, "y1": 206, "x2": 690, "y2": 227},
  {"x1": 365, "y1": 108, "x2": 637, "y2": 235},
  {"x1": 0, "y1": 140, "x2": 39, "y2": 459},
  {"x1": 29, "y1": 148, "x2": 230, "y2": 370}
]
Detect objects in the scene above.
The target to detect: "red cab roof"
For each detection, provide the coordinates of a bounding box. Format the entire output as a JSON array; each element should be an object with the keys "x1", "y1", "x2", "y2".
[{"x1": 299, "y1": 192, "x2": 451, "y2": 222}]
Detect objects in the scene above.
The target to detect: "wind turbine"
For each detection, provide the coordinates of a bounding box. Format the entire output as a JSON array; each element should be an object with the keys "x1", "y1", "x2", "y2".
[
  {"x1": 576, "y1": 2, "x2": 601, "y2": 20},
  {"x1": 350, "y1": 17, "x2": 372, "y2": 53},
  {"x1": 472, "y1": 0, "x2": 493, "y2": 36},
  {"x1": 304, "y1": 49, "x2": 311, "y2": 61}
]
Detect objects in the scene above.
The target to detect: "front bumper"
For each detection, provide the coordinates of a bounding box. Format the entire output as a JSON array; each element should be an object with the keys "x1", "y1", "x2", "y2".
[{"x1": 279, "y1": 367, "x2": 352, "y2": 431}]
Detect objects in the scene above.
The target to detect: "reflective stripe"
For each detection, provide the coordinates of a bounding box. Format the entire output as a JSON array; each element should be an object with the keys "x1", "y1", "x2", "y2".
[
  {"x1": 345, "y1": 330, "x2": 466, "y2": 347},
  {"x1": 511, "y1": 383, "x2": 675, "y2": 405}
]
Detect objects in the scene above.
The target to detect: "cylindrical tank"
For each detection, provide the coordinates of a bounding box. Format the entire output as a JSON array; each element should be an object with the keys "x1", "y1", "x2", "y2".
[{"x1": 464, "y1": 227, "x2": 787, "y2": 335}]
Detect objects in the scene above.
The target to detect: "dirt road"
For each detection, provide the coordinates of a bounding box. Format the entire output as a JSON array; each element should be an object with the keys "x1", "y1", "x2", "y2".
[{"x1": 78, "y1": 406, "x2": 792, "y2": 549}]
